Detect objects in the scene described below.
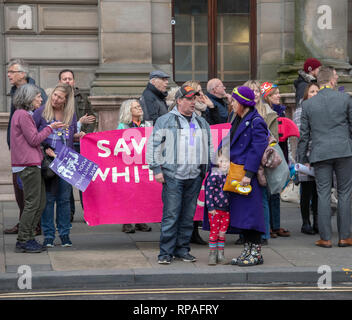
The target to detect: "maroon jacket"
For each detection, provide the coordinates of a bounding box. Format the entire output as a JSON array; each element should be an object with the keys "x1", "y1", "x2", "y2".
[{"x1": 10, "y1": 109, "x2": 52, "y2": 167}]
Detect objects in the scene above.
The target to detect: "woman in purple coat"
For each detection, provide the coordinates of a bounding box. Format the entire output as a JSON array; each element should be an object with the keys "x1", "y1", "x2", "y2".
[{"x1": 227, "y1": 86, "x2": 268, "y2": 267}]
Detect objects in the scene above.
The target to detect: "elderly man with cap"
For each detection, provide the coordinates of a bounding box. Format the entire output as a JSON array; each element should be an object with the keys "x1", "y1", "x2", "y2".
[
  {"x1": 140, "y1": 70, "x2": 170, "y2": 125},
  {"x1": 146, "y1": 84, "x2": 213, "y2": 265},
  {"x1": 294, "y1": 58, "x2": 321, "y2": 106},
  {"x1": 224, "y1": 86, "x2": 268, "y2": 267}
]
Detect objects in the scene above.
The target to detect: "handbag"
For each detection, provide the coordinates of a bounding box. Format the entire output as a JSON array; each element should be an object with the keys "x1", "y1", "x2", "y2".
[
  {"x1": 41, "y1": 153, "x2": 56, "y2": 180},
  {"x1": 264, "y1": 142, "x2": 290, "y2": 195},
  {"x1": 223, "y1": 162, "x2": 246, "y2": 193},
  {"x1": 280, "y1": 181, "x2": 300, "y2": 203}
]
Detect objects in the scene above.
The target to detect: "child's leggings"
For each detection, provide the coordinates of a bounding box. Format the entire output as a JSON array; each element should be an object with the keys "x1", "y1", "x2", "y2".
[{"x1": 208, "y1": 210, "x2": 230, "y2": 251}]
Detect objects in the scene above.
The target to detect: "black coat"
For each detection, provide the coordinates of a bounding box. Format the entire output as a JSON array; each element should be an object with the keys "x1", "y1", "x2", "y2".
[{"x1": 140, "y1": 83, "x2": 168, "y2": 124}]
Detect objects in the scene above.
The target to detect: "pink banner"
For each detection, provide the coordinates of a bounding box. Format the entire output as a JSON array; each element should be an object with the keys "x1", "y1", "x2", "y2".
[{"x1": 81, "y1": 124, "x2": 230, "y2": 226}]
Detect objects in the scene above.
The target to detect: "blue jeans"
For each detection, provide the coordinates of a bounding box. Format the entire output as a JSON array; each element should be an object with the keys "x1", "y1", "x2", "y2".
[
  {"x1": 269, "y1": 193, "x2": 281, "y2": 231},
  {"x1": 41, "y1": 178, "x2": 72, "y2": 239},
  {"x1": 159, "y1": 174, "x2": 203, "y2": 259},
  {"x1": 261, "y1": 187, "x2": 270, "y2": 240}
]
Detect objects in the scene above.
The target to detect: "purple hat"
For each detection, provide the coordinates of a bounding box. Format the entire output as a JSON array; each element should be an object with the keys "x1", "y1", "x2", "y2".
[{"x1": 232, "y1": 86, "x2": 256, "y2": 107}]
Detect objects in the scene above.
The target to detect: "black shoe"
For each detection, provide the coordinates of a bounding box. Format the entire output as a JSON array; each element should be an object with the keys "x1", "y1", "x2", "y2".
[
  {"x1": 190, "y1": 232, "x2": 207, "y2": 245},
  {"x1": 235, "y1": 237, "x2": 245, "y2": 245},
  {"x1": 175, "y1": 253, "x2": 197, "y2": 262},
  {"x1": 301, "y1": 223, "x2": 315, "y2": 235}
]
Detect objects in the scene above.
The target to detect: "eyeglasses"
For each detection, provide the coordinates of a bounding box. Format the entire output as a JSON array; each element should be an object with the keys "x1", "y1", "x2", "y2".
[
  {"x1": 215, "y1": 84, "x2": 226, "y2": 90},
  {"x1": 7, "y1": 70, "x2": 23, "y2": 74}
]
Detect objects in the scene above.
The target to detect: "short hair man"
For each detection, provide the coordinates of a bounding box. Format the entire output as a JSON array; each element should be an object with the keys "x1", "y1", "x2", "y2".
[
  {"x1": 58, "y1": 69, "x2": 96, "y2": 134},
  {"x1": 146, "y1": 84, "x2": 213, "y2": 264},
  {"x1": 297, "y1": 66, "x2": 352, "y2": 248},
  {"x1": 206, "y1": 78, "x2": 231, "y2": 124},
  {"x1": 294, "y1": 58, "x2": 321, "y2": 106},
  {"x1": 140, "y1": 70, "x2": 170, "y2": 124},
  {"x1": 58, "y1": 69, "x2": 96, "y2": 221},
  {"x1": 4, "y1": 59, "x2": 48, "y2": 235}
]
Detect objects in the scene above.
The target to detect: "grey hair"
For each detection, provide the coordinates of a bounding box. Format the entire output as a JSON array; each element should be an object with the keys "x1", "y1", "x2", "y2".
[
  {"x1": 8, "y1": 58, "x2": 29, "y2": 77},
  {"x1": 118, "y1": 99, "x2": 143, "y2": 125},
  {"x1": 13, "y1": 84, "x2": 41, "y2": 111}
]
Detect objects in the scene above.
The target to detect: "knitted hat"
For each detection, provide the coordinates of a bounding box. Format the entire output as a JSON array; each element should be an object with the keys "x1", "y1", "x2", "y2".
[
  {"x1": 260, "y1": 82, "x2": 278, "y2": 99},
  {"x1": 303, "y1": 58, "x2": 322, "y2": 73},
  {"x1": 232, "y1": 86, "x2": 256, "y2": 107}
]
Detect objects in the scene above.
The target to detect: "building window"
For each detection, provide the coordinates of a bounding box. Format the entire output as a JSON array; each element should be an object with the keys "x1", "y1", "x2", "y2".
[{"x1": 173, "y1": 0, "x2": 256, "y2": 85}]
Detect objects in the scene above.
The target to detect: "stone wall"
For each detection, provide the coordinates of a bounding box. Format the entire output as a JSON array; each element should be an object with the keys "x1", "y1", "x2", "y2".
[
  {"x1": 257, "y1": 0, "x2": 295, "y2": 81},
  {"x1": 2, "y1": 0, "x2": 99, "y2": 112}
]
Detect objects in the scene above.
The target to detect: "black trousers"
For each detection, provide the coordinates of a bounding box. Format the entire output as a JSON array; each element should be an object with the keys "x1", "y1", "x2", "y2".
[
  {"x1": 300, "y1": 181, "x2": 318, "y2": 224},
  {"x1": 242, "y1": 229, "x2": 262, "y2": 244}
]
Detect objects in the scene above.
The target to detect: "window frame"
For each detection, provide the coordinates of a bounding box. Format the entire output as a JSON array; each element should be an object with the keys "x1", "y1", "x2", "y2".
[{"x1": 172, "y1": 0, "x2": 257, "y2": 88}]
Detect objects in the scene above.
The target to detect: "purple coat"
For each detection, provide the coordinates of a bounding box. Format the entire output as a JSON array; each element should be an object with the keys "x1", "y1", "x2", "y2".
[
  {"x1": 33, "y1": 105, "x2": 77, "y2": 154},
  {"x1": 228, "y1": 110, "x2": 268, "y2": 233}
]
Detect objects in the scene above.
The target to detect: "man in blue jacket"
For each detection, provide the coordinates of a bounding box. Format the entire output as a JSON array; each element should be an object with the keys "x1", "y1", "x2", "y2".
[{"x1": 4, "y1": 59, "x2": 47, "y2": 235}]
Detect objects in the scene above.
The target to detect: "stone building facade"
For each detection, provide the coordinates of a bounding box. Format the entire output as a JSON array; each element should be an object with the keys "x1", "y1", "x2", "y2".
[{"x1": 0, "y1": 0, "x2": 352, "y2": 198}]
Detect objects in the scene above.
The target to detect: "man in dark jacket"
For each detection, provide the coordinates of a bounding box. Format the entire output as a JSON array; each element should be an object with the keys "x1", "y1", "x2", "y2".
[
  {"x1": 294, "y1": 58, "x2": 321, "y2": 106},
  {"x1": 4, "y1": 58, "x2": 47, "y2": 235},
  {"x1": 206, "y1": 78, "x2": 232, "y2": 124},
  {"x1": 140, "y1": 70, "x2": 169, "y2": 125}
]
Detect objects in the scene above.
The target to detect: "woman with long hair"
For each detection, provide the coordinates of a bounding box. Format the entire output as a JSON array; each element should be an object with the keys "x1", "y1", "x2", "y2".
[{"x1": 33, "y1": 83, "x2": 78, "y2": 248}]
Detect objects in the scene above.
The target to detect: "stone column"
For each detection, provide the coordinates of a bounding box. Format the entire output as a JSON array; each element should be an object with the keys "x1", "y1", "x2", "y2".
[
  {"x1": 278, "y1": 0, "x2": 352, "y2": 93},
  {"x1": 89, "y1": 0, "x2": 173, "y2": 131}
]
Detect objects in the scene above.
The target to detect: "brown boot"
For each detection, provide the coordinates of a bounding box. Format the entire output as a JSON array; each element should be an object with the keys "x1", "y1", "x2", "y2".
[{"x1": 4, "y1": 223, "x2": 19, "y2": 234}]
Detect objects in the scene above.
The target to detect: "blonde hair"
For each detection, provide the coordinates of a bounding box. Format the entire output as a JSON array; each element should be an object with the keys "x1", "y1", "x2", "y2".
[
  {"x1": 43, "y1": 83, "x2": 75, "y2": 125},
  {"x1": 243, "y1": 80, "x2": 267, "y2": 118},
  {"x1": 184, "y1": 80, "x2": 201, "y2": 91},
  {"x1": 263, "y1": 87, "x2": 279, "y2": 107},
  {"x1": 119, "y1": 99, "x2": 143, "y2": 124}
]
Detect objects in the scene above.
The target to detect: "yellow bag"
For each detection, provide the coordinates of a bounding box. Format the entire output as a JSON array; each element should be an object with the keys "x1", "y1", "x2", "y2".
[{"x1": 223, "y1": 162, "x2": 246, "y2": 193}]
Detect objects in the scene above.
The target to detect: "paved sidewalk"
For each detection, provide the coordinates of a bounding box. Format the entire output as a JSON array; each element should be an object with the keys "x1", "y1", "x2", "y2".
[{"x1": 0, "y1": 201, "x2": 352, "y2": 290}]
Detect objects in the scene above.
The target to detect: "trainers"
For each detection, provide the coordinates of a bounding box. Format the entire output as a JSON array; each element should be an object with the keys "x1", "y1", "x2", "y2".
[
  {"x1": 43, "y1": 238, "x2": 55, "y2": 248},
  {"x1": 135, "y1": 223, "x2": 152, "y2": 232},
  {"x1": 60, "y1": 235, "x2": 72, "y2": 247},
  {"x1": 15, "y1": 241, "x2": 26, "y2": 253},
  {"x1": 15, "y1": 239, "x2": 43, "y2": 253},
  {"x1": 158, "y1": 256, "x2": 172, "y2": 265},
  {"x1": 122, "y1": 224, "x2": 135, "y2": 233},
  {"x1": 175, "y1": 253, "x2": 197, "y2": 262}
]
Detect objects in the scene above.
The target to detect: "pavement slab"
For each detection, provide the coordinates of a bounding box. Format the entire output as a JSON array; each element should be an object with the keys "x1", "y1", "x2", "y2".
[{"x1": 1, "y1": 200, "x2": 352, "y2": 290}]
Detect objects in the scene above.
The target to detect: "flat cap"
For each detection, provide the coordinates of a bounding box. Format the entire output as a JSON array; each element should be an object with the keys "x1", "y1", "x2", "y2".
[{"x1": 149, "y1": 70, "x2": 170, "y2": 79}]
